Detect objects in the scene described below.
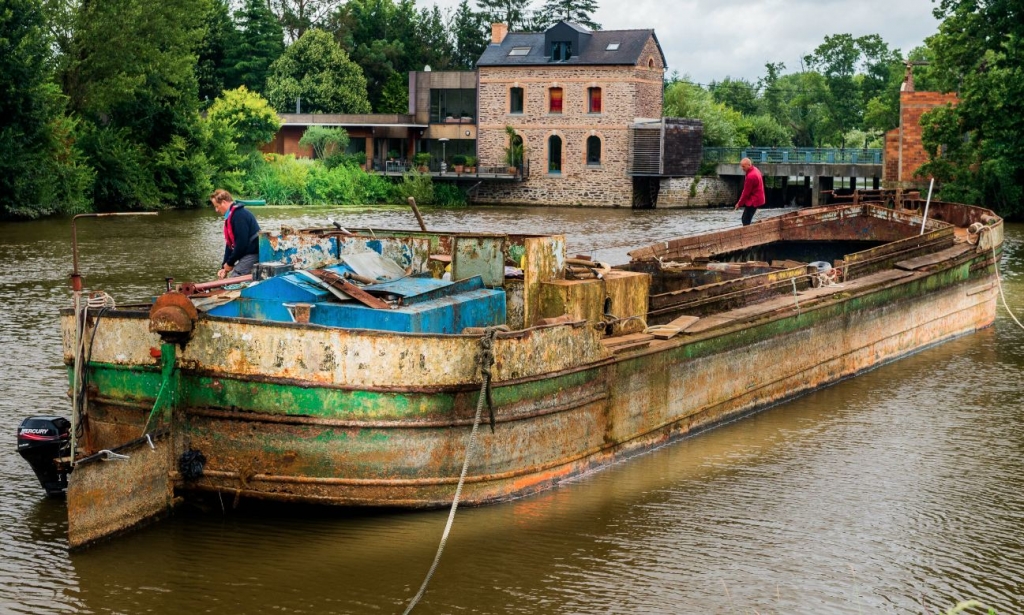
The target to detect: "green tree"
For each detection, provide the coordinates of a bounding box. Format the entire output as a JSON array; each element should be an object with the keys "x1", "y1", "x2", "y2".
[
  {"x1": 196, "y1": 0, "x2": 238, "y2": 105},
  {"x1": 269, "y1": 0, "x2": 340, "y2": 42},
  {"x1": 330, "y1": 0, "x2": 419, "y2": 110},
  {"x1": 773, "y1": 71, "x2": 831, "y2": 147},
  {"x1": 740, "y1": 114, "x2": 792, "y2": 147},
  {"x1": 475, "y1": 0, "x2": 533, "y2": 31},
  {"x1": 451, "y1": 0, "x2": 487, "y2": 69},
  {"x1": 0, "y1": 0, "x2": 92, "y2": 218},
  {"x1": 298, "y1": 125, "x2": 350, "y2": 165},
  {"x1": 919, "y1": 0, "x2": 1024, "y2": 217},
  {"x1": 414, "y1": 5, "x2": 455, "y2": 70},
  {"x1": 62, "y1": 0, "x2": 212, "y2": 209},
  {"x1": 207, "y1": 86, "x2": 281, "y2": 153},
  {"x1": 710, "y1": 77, "x2": 759, "y2": 116},
  {"x1": 805, "y1": 34, "x2": 862, "y2": 147},
  {"x1": 266, "y1": 28, "x2": 371, "y2": 114},
  {"x1": 663, "y1": 80, "x2": 745, "y2": 147},
  {"x1": 228, "y1": 0, "x2": 285, "y2": 94},
  {"x1": 378, "y1": 71, "x2": 409, "y2": 113},
  {"x1": 535, "y1": 0, "x2": 600, "y2": 30}
]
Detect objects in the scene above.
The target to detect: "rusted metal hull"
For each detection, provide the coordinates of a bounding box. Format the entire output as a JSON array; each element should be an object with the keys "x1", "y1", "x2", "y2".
[{"x1": 59, "y1": 201, "x2": 1003, "y2": 546}]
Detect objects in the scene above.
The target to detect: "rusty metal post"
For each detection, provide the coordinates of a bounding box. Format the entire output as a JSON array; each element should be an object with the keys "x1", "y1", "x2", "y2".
[{"x1": 408, "y1": 197, "x2": 428, "y2": 232}]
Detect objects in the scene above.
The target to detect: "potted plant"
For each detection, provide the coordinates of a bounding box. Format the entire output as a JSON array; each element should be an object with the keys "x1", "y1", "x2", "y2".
[
  {"x1": 464, "y1": 155, "x2": 477, "y2": 173},
  {"x1": 386, "y1": 149, "x2": 400, "y2": 162},
  {"x1": 413, "y1": 152, "x2": 431, "y2": 173},
  {"x1": 452, "y1": 154, "x2": 467, "y2": 174},
  {"x1": 503, "y1": 125, "x2": 523, "y2": 175}
]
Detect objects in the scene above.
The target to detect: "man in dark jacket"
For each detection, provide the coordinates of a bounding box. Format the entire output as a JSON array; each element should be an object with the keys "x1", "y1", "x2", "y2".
[
  {"x1": 734, "y1": 157, "x2": 766, "y2": 226},
  {"x1": 210, "y1": 189, "x2": 260, "y2": 278}
]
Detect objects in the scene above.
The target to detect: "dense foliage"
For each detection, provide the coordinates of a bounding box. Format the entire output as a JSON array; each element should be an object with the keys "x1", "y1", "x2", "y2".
[
  {"x1": 0, "y1": 0, "x2": 92, "y2": 218},
  {"x1": 266, "y1": 29, "x2": 371, "y2": 114},
  {"x1": 4, "y1": 0, "x2": 1019, "y2": 218},
  {"x1": 917, "y1": 0, "x2": 1024, "y2": 218}
]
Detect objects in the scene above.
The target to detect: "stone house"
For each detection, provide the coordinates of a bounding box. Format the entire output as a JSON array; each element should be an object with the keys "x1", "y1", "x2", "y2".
[{"x1": 473, "y1": 21, "x2": 666, "y2": 206}]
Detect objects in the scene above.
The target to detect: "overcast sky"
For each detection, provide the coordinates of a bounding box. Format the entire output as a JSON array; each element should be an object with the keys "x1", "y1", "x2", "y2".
[{"x1": 422, "y1": 0, "x2": 942, "y2": 84}]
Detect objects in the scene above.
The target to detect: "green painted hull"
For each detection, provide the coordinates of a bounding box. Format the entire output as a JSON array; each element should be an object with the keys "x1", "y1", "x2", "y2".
[{"x1": 59, "y1": 201, "x2": 1004, "y2": 547}]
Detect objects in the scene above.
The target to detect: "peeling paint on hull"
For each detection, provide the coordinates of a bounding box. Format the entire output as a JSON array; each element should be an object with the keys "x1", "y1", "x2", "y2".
[{"x1": 58, "y1": 201, "x2": 1003, "y2": 546}]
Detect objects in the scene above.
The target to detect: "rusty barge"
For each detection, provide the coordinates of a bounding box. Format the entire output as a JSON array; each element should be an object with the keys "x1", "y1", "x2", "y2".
[{"x1": 18, "y1": 198, "x2": 1004, "y2": 548}]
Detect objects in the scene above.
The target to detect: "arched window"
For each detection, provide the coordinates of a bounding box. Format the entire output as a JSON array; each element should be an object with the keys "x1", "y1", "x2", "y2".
[
  {"x1": 648, "y1": 57, "x2": 655, "y2": 68},
  {"x1": 548, "y1": 135, "x2": 562, "y2": 174},
  {"x1": 588, "y1": 87, "x2": 602, "y2": 113},
  {"x1": 549, "y1": 87, "x2": 563, "y2": 114},
  {"x1": 586, "y1": 136, "x2": 601, "y2": 165}
]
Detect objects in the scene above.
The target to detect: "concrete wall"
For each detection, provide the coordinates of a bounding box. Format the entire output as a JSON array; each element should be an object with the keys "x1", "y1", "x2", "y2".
[
  {"x1": 658, "y1": 176, "x2": 739, "y2": 208},
  {"x1": 474, "y1": 36, "x2": 664, "y2": 206}
]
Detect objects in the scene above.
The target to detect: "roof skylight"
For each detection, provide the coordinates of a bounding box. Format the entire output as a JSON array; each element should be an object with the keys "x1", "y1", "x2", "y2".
[
  {"x1": 509, "y1": 47, "x2": 531, "y2": 56},
  {"x1": 606, "y1": 42, "x2": 620, "y2": 51}
]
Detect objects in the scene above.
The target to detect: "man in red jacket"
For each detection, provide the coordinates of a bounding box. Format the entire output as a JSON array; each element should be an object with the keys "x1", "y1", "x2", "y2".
[{"x1": 734, "y1": 157, "x2": 765, "y2": 226}]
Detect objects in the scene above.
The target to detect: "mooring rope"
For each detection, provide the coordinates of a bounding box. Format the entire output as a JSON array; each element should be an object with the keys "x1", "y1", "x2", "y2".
[
  {"x1": 402, "y1": 327, "x2": 499, "y2": 615},
  {"x1": 981, "y1": 227, "x2": 1024, "y2": 331}
]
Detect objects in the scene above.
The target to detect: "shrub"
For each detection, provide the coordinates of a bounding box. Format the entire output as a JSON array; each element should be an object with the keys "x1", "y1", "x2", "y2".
[
  {"x1": 299, "y1": 125, "x2": 350, "y2": 167},
  {"x1": 206, "y1": 86, "x2": 281, "y2": 154},
  {"x1": 433, "y1": 183, "x2": 467, "y2": 207},
  {"x1": 452, "y1": 154, "x2": 467, "y2": 166},
  {"x1": 305, "y1": 163, "x2": 359, "y2": 204},
  {"x1": 413, "y1": 152, "x2": 431, "y2": 166},
  {"x1": 243, "y1": 154, "x2": 310, "y2": 204},
  {"x1": 354, "y1": 171, "x2": 394, "y2": 203},
  {"x1": 394, "y1": 171, "x2": 434, "y2": 204}
]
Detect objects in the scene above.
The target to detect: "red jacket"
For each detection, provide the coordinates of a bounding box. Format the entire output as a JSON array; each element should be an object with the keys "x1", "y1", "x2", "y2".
[{"x1": 738, "y1": 166, "x2": 765, "y2": 207}]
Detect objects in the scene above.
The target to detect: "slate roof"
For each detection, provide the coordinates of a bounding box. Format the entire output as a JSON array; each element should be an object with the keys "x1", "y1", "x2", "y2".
[{"x1": 477, "y1": 25, "x2": 666, "y2": 68}]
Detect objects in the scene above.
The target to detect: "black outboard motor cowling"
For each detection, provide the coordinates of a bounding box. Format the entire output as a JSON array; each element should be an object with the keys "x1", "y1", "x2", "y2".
[{"x1": 18, "y1": 416, "x2": 72, "y2": 496}]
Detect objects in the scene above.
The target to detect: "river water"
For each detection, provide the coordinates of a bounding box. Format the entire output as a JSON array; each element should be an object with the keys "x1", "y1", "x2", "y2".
[{"x1": 1, "y1": 205, "x2": 1021, "y2": 614}]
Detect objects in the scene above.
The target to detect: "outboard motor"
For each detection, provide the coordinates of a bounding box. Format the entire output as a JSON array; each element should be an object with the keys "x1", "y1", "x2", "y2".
[{"x1": 17, "y1": 416, "x2": 72, "y2": 496}]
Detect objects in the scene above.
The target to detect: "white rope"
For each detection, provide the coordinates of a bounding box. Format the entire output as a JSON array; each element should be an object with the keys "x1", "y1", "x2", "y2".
[
  {"x1": 984, "y1": 228, "x2": 1024, "y2": 331},
  {"x1": 98, "y1": 450, "x2": 130, "y2": 461},
  {"x1": 87, "y1": 291, "x2": 116, "y2": 309},
  {"x1": 402, "y1": 329, "x2": 497, "y2": 614}
]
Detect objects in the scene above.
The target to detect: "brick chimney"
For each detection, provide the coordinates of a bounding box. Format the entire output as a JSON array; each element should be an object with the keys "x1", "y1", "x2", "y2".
[{"x1": 491, "y1": 23, "x2": 508, "y2": 45}]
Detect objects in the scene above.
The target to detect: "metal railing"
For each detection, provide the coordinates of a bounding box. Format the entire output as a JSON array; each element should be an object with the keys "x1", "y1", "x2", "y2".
[
  {"x1": 373, "y1": 160, "x2": 529, "y2": 180},
  {"x1": 704, "y1": 147, "x2": 883, "y2": 165}
]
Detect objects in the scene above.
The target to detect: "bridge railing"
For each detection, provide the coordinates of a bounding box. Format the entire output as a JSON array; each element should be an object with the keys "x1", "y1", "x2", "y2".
[{"x1": 704, "y1": 147, "x2": 883, "y2": 165}]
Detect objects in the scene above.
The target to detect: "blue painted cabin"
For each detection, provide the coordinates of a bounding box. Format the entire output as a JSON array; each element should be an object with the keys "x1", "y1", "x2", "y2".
[{"x1": 207, "y1": 265, "x2": 506, "y2": 334}]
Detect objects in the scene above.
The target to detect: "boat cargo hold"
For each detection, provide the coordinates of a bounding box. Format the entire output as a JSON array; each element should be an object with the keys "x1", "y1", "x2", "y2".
[{"x1": 17, "y1": 196, "x2": 1004, "y2": 548}]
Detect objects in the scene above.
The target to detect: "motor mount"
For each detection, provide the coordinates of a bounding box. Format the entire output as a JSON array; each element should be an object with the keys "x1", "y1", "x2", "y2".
[{"x1": 17, "y1": 416, "x2": 72, "y2": 496}]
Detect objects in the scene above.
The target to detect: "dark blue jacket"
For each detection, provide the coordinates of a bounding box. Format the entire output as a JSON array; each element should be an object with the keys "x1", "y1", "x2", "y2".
[{"x1": 223, "y1": 204, "x2": 260, "y2": 267}]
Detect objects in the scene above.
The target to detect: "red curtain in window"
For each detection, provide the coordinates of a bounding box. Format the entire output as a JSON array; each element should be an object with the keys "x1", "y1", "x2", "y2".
[
  {"x1": 550, "y1": 88, "x2": 563, "y2": 113},
  {"x1": 589, "y1": 88, "x2": 601, "y2": 113}
]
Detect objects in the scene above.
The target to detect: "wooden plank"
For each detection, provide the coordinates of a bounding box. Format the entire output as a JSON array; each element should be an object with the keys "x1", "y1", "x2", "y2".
[
  {"x1": 895, "y1": 244, "x2": 972, "y2": 271},
  {"x1": 684, "y1": 314, "x2": 736, "y2": 333},
  {"x1": 309, "y1": 269, "x2": 392, "y2": 309},
  {"x1": 666, "y1": 314, "x2": 700, "y2": 331},
  {"x1": 601, "y1": 333, "x2": 656, "y2": 348},
  {"x1": 608, "y1": 339, "x2": 652, "y2": 354}
]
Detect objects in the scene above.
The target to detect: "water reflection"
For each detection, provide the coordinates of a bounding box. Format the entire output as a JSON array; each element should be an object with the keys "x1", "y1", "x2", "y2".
[{"x1": 1, "y1": 207, "x2": 1021, "y2": 614}]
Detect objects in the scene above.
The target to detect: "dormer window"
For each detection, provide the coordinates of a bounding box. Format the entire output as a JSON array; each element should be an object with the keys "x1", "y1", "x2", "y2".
[
  {"x1": 509, "y1": 47, "x2": 531, "y2": 56},
  {"x1": 550, "y1": 41, "x2": 572, "y2": 62},
  {"x1": 606, "y1": 42, "x2": 620, "y2": 51}
]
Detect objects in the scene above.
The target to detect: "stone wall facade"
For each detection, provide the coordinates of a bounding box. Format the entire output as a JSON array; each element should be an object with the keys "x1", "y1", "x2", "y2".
[
  {"x1": 657, "y1": 176, "x2": 740, "y2": 208},
  {"x1": 474, "y1": 37, "x2": 664, "y2": 207}
]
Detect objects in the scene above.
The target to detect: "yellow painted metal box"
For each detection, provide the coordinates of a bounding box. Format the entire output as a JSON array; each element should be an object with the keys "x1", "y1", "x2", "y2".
[{"x1": 603, "y1": 270, "x2": 651, "y2": 334}]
